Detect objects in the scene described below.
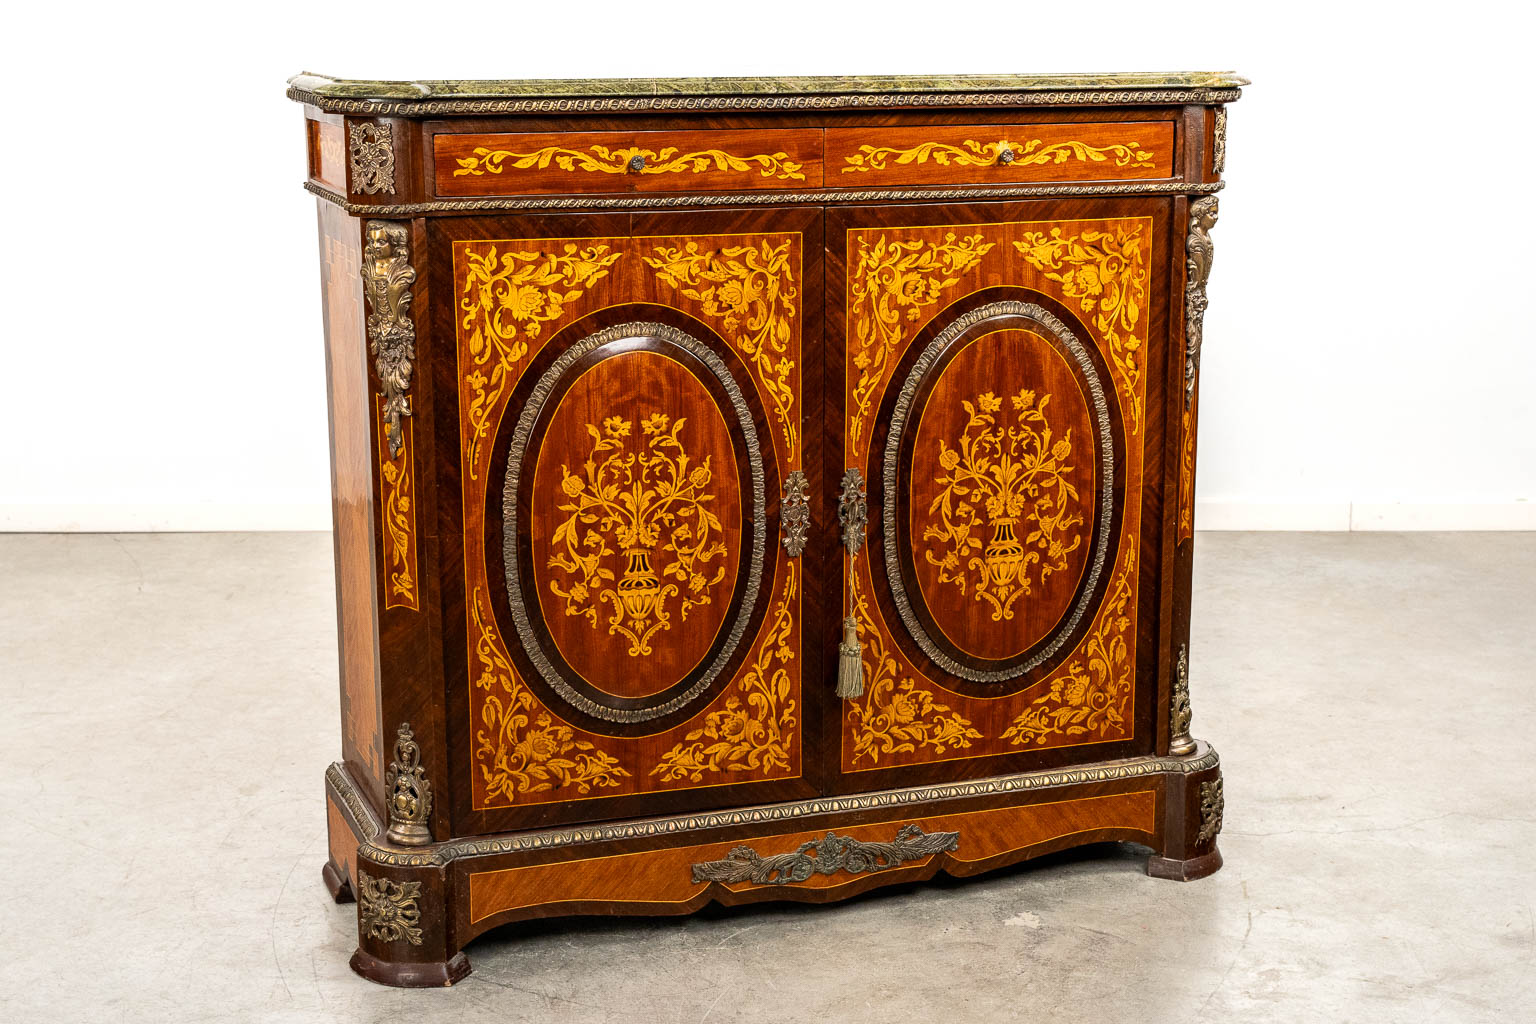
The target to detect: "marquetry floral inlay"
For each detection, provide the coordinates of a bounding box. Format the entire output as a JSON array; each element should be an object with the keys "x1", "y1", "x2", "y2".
[
  {"x1": 651, "y1": 562, "x2": 798, "y2": 783},
  {"x1": 841, "y1": 137, "x2": 1155, "y2": 173},
  {"x1": 459, "y1": 243, "x2": 624, "y2": 478},
  {"x1": 379, "y1": 438, "x2": 417, "y2": 609},
  {"x1": 644, "y1": 240, "x2": 799, "y2": 459},
  {"x1": 453, "y1": 144, "x2": 806, "y2": 181},
  {"x1": 1179, "y1": 407, "x2": 1196, "y2": 540},
  {"x1": 471, "y1": 590, "x2": 630, "y2": 804},
  {"x1": 1001, "y1": 548, "x2": 1136, "y2": 746},
  {"x1": 923, "y1": 388, "x2": 1084, "y2": 621},
  {"x1": 546, "y1": 412, "x2": 728, "y2": 657},
  {"x1": 847, "y1": 574, "x2": 981, "y2": 766},
  {"x1": 1014, "y1": 224, "x2": 1149, "y2": 435},
  {"x1": 848, "y1": 232, "x2": 994, "y2": 454}
]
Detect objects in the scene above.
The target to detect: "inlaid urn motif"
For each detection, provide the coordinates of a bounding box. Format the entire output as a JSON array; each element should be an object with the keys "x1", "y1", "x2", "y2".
[
  {"x1": 922, "y1": 387, "x2": 1085, "y2": 622},
  {"x1": 546, "y1": 411, "x2": 729, "y2": 657}
]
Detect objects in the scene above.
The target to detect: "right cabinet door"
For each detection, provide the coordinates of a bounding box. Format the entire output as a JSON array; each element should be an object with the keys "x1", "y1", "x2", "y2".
[{"x1": 827, "y1": 198, "x2": 1174, "y2": 792}]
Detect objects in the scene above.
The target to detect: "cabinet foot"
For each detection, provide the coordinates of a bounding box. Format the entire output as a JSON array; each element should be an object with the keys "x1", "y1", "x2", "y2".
[
  {"x1": 1146, "y1": 846, "x2": 1223, "y2": 881},
  {"x1": 322, "y1": 860, "x2": 354, "y2": 904},
  {"x1": 350, "y1": 949, "x2": 472, "y2": 988}
]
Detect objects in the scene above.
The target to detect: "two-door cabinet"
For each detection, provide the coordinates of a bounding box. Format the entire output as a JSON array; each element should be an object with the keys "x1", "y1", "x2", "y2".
[{"x1": 289, "y1": 71, "x2": 1243, "y2": 986}]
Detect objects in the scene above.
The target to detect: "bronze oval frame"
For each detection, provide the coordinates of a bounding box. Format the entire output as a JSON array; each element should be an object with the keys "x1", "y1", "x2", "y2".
[
  {"x1": 501, "y1": 320, "x2": 767, "y2": 722},
  {"x1": 882, "y1": 300, "x2": 1115, "y2": 683}
]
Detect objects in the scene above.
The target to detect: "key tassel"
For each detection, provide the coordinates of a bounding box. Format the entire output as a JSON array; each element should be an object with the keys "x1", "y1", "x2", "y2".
[{"x1": 836, "y1": 615, "x2": 864, "y2": 699}]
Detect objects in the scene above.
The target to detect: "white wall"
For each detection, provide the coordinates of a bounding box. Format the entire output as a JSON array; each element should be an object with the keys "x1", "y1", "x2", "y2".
[{"x1": 2, "y1": 1, "x2": 1530, "y2": 531}]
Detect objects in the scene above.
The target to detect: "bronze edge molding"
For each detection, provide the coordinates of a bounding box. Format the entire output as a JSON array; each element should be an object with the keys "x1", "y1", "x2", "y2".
[
  {"x1": 288, "y1": 86, "x2": 1242, "y2": 115},
  {"x1": 337, "y1": 743, "x2": 1220, "y2": 867},
  {"x1": 303, "y1": 178, "x2": 1224, "y2": 216}
]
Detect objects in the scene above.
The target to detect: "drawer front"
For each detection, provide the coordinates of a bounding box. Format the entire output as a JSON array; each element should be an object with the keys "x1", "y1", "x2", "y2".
[
  {"x1": 435, "y1": 128, "x2": 824, "y2": 196},
  {"x1": 826, "y1": 121, "x2": 1176, "y2": 185}
]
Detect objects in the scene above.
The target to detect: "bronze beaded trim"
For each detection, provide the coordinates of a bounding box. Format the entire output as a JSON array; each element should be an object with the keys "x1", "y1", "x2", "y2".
[
  {"x1": 349, "y1": 744, "x2": 1220, "y2": 866},
  {"x1": 303, "y1": 178, "x2": 1224, "y2": 216},
  {"x1": 288, "y1": 86, "x2": 1242, "y2": 116}
]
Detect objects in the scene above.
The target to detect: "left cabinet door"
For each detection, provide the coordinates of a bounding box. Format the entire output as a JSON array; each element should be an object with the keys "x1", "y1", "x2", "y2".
[{"x1": 428, "y1": 207, "x2": 824, "y2": 834}]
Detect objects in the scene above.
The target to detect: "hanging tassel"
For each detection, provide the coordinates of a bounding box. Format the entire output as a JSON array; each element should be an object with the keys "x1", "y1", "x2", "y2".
[{"x1": 836, "y1": 615, "x2": 864, "y2": 698}]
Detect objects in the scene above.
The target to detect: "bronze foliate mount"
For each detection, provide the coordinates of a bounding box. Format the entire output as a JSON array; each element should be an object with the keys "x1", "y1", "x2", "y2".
[
  {"x1": 1169, "y1": 643, "x2": 1196, "y2": 756},
  {"x1": 691, "y1": 823, "x2": 959, "y2": 885},
  {"x1": 356, "y1": 869, "x2": 424, "y2": 945},
  {"x1": 781, "y1": 470, "x2": 810, "y2": 557},
  {"x1": 361, "y1": 220, "x2": 417, "y2": 458},
  {"x1": 348, "y1": 123, "x2": 397, "y2": 195},
  {"x1": 1184, "y1": 196, "x2": 1218, "y2": 406},
  {"x1": 835, "y1": 468, "x2": 868, "y2": 699},
  {"x1": 1197, "y1": 778, "x2": 1225, "y2": 846},
  {"x1": 385, "y1": 723, "x2": 433, "y2": 846}
]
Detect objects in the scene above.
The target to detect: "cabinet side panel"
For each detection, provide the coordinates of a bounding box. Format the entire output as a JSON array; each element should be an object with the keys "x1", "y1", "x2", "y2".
[{"x1": 317, "y1": 200, "x2": 385, "y2": 794}]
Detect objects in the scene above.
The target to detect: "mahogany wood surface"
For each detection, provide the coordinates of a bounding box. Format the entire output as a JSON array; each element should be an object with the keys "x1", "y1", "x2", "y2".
[{"x1": 299, "y1": 75, "x2": 1238, "y2": 987}]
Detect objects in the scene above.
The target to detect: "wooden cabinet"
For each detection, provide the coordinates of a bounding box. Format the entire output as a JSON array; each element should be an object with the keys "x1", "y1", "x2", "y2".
[{"x1": 292, "y1": 71, "x2": 1244, "y2": 987}]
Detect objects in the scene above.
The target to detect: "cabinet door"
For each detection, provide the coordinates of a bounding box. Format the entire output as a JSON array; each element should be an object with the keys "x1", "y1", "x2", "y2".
[
  {"x1": 826, "y1": 199, "x2": 1171, "y2": 792},
  {"x1": 431, "y1": 207, "x2": 822, "y2": 833}
]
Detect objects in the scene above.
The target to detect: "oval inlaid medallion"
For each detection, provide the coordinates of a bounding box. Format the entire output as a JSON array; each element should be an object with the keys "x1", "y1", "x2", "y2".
[
  {"x1": 503, "y1": 321, "x2": 766, "y2": 723},
  {"x1": 531, "y1": 350, "x2": 742, "y2": 698},
  {"x1": 908, "y1": 329, "x2": 1096, "y2": 661},
  {"x1": 884, "y1": 301, "x2": 1114, "y2": 682}
]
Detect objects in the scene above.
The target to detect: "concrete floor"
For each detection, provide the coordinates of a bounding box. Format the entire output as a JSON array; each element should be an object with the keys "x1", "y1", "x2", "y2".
[{"x1": 1, "y1": 532, "x2": 1533, "y2": 1022}]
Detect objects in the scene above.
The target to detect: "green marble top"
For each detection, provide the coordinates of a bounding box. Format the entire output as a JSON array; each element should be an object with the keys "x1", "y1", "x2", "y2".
[{"x1": 287, "y1": 71, "x2": 1247, "y2": 103}]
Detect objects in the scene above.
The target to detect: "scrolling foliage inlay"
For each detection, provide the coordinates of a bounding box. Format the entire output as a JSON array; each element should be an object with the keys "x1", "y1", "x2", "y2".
[
  {"x1": 643, "y1": 240, "x2": 799, "y2": 459},
  {"x1": 651, "y1": 562, "x2": 798, "y2": 782},
  {"x1": 459, "y1": 244, "x2": 624, "y2": 478},
  {"x1": 546, "y1": 412, "x2": 729, "y2": 657},
  {"x1": 471, "y1": 590, "x2": 631, "y2": 803},
  {"x1": 377, "y1": 408, "x2": 418, "y2": 609},
  {"x1": 922, "y1": 388, "x2": 1084, "y2": 622},
  {"x1": 848, "y1": 232, "x2": 994, "y2": 454},
  {"x1": 847, "y1": 573, "x2": 982, "y2": 766},
  {"x1": 841, "y1": 137, "x2": 1154, "y2": 174},
  {"x1": 1001, "y1": 548, "x2": 1136, "y2": 746},
  {"x1": 453, "y1": 144, "x2": 807, "y2": 181},
  {"x1": 1013, "y1": 224, "x2": 1148, "y2": 435}
]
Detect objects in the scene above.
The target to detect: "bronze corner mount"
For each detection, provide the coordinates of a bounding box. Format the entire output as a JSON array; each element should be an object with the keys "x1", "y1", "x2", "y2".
[
  {"x1": 384, "y1": 723, "x2": 432, "y2": 846},
  {"x1": 360, "y1": 220, "x2": 417, "y2": 458}
]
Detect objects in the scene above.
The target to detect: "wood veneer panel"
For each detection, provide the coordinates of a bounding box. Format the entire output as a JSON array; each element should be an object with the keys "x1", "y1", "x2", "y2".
[
  {"x1": 308, "y1": 118, "x2": 346, "y2": 191},
  {"x1": 317, "y1": 201, "x2": 384, "y2": 794}
]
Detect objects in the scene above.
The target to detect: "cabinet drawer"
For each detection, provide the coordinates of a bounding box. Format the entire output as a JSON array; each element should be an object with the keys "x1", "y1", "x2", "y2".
[
  {"x1": 826, "y1": 121, "x2": 1176, "y2": 185},
  {"x1": 434, "y1": 128, "x2": 824, "y2": 196}
]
